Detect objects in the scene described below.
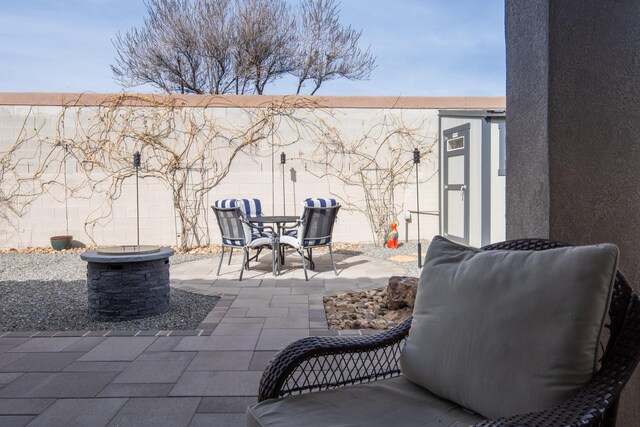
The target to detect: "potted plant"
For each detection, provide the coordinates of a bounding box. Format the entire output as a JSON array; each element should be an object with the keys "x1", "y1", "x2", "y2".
[{"x1": 50, "y1": 235, "x2": 72, "y2": 250}]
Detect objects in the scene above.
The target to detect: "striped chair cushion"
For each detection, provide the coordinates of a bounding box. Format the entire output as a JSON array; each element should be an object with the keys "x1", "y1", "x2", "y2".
[
  {"x1": 213, "y1": 200, "x2": 246, "y2": 246},
  {"x1": 237, "y1": 199, "x2": 265, "y2": 243},
  {"x1": 296, "y1": 197, "x2": 338, "y2": 236},
  {"x1": 285, "y1": 200, "x2": 326, "y2": 241},
  {"x1": 303, "y1": 197, "x2": 338, "y2": 208},
  {"x1": 251, "y1": 230, "x2": 273, "y2": 241},
  {"x1": 237, "y1": 198, "x2": 263, "y2": 216},
  {"x1": 304, "y1": 237, "x2": 330, "y2": 246},
  {"x1": 214, "y1": 199, "x2": 238, "y2": 209},
  {"x1": 283, "y1": 229, "x2": 298, "y2": 237},
  {"x1": 222, "y1": 237, "x2": 245, "y2": 246},
  {"x1": 299, "y1": 199, "x2": 339, "y2": 246}
]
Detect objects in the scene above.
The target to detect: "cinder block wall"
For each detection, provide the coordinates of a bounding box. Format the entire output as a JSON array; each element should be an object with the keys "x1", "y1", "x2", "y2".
[{"x1": 0, "y1": 93, "x2": 504, "y2": 248}]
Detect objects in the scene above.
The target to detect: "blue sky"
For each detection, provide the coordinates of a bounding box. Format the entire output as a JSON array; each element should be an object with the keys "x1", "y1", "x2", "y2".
[{"x1": 0, "y1": 0, "x2": 505, "y2": 96}]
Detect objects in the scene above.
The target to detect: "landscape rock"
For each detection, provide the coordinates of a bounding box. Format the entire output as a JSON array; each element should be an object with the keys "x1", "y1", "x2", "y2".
[
  {"x1": 323, "y1": 284, "x2": 415, "y2": 331},
  {"x1": 382, "y1": 307, "x2": 412, "y2": 323},
  {"x1": 386, "y1": 276, "x2": 419, "y2": 310}
]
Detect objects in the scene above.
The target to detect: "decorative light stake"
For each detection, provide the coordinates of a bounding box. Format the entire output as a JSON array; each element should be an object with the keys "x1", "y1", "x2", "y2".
[
  {"x1": 280, "y1": 152, "x2": 286, "y2": 215},
  {"x1": 133, "y1": 151, "x2": 141, "y2": 246},
  {"x1": 414, "y1": 148, "x2": 422, "y2": 268}
]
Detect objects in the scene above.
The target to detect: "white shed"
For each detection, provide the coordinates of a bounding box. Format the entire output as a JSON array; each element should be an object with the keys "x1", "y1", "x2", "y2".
[{"x1": 438, "y1": 109, "x2": 506, "y2": 247}]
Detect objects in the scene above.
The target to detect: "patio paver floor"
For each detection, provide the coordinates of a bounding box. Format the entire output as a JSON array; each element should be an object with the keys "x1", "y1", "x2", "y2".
[{"x1": 0, "y1": 250, "x2": 404, "y2": 426}]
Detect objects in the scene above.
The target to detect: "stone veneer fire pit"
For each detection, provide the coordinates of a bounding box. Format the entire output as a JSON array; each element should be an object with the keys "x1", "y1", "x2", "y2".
[{"x1": 80, "y1": 245, "x2": 174, "y2": 321}]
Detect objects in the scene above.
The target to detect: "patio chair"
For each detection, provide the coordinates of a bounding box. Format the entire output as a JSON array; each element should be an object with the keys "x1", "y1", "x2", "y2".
[
  {"x1": 280, "y1": 198, "x2": 339, "y2": 236},
  {"x1": 212, "y1": 199, "x2": 275, "y2": 281},
  {"x1": 247, "y1": 237, "x2": 640, "y2": 426},
  {"x1": 235, "y1": 198, "x2": 273, "y2": 246},
  {"x1": 279, "y1": 198, "x2": 340, "y2": 281}
]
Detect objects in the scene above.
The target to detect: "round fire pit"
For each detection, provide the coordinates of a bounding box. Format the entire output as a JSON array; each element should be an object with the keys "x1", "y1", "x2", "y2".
[
  {"x1": 97, "y1": 245, "x2": 161, "y2": 256},
  {"x1": 80, "y1": 246, "x2": 175, "y2": 321}
]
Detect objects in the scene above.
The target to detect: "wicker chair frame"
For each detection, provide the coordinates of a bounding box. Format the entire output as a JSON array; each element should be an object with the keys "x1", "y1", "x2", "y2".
[{"x1": 257, "y1": 238, "x2": 640, "y2": 426}]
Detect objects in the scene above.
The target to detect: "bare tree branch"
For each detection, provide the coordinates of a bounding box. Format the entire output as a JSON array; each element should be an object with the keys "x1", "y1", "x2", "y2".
[
  {"x1": 233, "y1": 0, "x2": 295, "y2": 94},
  {"x1": 112, "y1": 0, "x2": 373, "y2": 95},
  {"x1": 112, "y1": 0, "x2": 205, "y2": 94},
  {"x1": 293, "y1": 0, "x2": 376, "y2": 95}
]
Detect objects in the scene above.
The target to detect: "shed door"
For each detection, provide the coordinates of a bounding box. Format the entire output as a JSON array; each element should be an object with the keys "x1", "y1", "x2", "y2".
[{"x1": 443, "y1": 124, "x2": 470, "y2": 244}]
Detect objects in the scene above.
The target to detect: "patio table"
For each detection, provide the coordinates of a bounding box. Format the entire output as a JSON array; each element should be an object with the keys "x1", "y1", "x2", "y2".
[{"x1": 246, "y1": 215, "x2": 299, "y2": 275}]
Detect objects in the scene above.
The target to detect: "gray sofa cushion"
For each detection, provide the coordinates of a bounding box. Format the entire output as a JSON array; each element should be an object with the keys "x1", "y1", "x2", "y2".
[
  {"x1": 246, "y1": 376, "x2": 485, "y2": 427},
  {"x1": 400, "y1": 236, "x2": 618, "y2": 419}
]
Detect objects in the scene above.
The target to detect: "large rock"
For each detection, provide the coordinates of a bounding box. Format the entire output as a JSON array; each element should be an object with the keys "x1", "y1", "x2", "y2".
[
  {"x1": 386, "y1": 276, "x2": 419, "y2": 310},
  {"x1": 382, "y1": 307, "x2": 412, "y2": 323}
]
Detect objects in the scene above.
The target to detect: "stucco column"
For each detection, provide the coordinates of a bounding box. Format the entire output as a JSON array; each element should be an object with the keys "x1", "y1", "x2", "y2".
[{"x1": 506, "y1": 0, "x2": 640, "y2": 424}]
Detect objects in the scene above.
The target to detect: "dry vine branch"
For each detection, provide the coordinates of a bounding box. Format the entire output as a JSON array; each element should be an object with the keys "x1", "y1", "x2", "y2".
[
  {"x1": 1, "y1": 95, "x2": 433, "y2": 249},
  {"x1": 296, "y1": 112, "x2": 437, "y2": 245},
  {"x1": 0, "y1": 94, "x2": 329, "y2": 249},
  {"x1": 66, "y1": 95, "x2": 329, "y2": 248},
  {"x1": 0, "y1": 107, "x2": 69, "y2": 228}
]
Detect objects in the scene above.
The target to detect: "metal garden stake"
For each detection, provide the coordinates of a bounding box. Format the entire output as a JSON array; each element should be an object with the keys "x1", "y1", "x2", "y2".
[
  {"x1": 134, "y1": 151, "x2": 141, "y2": 246},
  {"x1": 414, "y1": 148, "x2": 422, "y2": 268},
  {"x1": 281, "y1": 152, "x2": 286, "y2": 215}
]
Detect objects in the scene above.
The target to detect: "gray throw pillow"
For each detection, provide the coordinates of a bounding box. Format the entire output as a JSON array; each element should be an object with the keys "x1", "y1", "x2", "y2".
[{"x1": 400, "y1": 236, "x2": 618, "y2": 419}]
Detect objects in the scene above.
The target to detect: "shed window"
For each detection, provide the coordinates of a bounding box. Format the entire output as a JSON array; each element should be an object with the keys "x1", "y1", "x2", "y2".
[{"x1": 447, "y1": 136, "x2": 464, "y2": 151}]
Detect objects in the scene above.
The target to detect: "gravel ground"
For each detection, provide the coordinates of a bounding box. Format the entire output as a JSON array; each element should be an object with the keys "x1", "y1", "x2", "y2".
[
  {"x1": 0, "y1": 253, "x2": 217, "y2": 331},
  {"x1": 0, "y1": 253, "x2": 212, "y2": 282},
  {"x1": 0, "y1": 244, "x2": 419, "y2": 332},
  {"x1": 340, "y1": 240, "x2": 426, "y2": 278}
]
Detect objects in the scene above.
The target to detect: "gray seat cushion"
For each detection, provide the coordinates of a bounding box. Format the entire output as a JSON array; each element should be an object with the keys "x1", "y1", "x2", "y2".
[
  {"x1": 246, "y1": 376, "x2": 485, "y2": 427},
  {"x1": 400, "y1": 236, "x2": 618, "y2": 419}
]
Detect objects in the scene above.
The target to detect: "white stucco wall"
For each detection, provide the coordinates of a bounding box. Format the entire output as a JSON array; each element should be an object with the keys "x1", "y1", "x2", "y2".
[{"x1": 0, "y1": 94, "x2": 505, "y2": 248}]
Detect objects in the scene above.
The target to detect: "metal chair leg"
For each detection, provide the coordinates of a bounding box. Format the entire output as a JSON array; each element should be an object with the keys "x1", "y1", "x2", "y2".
[
  {"x1": 272, "y1": 241, "x2": 278, "y2": 276},
  {"x1": 248, "y1": 247, "x2": 262, "y2": 264},
  {"x1": 217, "y1": 246, "x2": 225, "y2": 276},
  {"x1": 300, "y1": 249, "x2": 309, "y2": 281},
  {"x1": 329, "y1": 244, "x2": 338, "y2": 276},
  {"x1": 307, "y1": 248, "x2": 315, "y2": 270},
  {"x1": 280, "y1": 245, "x2": 286, "y2": 266},
  {"x1": 228, "y1": 247, "x2": 233, "y2": 265},
  {"x1": 239, "y1": 248, "x2": 248, "y2": 281}
]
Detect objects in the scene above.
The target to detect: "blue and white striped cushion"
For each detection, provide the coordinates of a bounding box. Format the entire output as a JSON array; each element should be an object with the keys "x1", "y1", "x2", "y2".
[
  {"x1": 237, "y1": 199, "x2": 266, "y2": 243},
  {"x1": 297, "y1": 198, "x2": 339, "y2": 246},
  {"x1": 214, "y1": 199, "x2": 238, "y2": 209},
  {"x1": 303, "y1": 198, "x2": 338, "y2": 208},
  {"x1": 214, "y1": 199, "x2": 245, "y2": 246},
  {"x1": 222, "y1": 237, "x2": 244, "y2": 246},
  {"x1": 237, "y1": 198, "x2": 263, "y2": 216},
  {"x1": 304, "y1": 237, "x2": 330, "y2": 246},
  {"x1": 298, "y1": 197, "x2": 338, "y2": 219},
  {"x1": 251, "y1": 230, "x2": 273, "y2": 240},
  {"x1": 283, "y1": 229, "x2": 298, "y2": 237}
]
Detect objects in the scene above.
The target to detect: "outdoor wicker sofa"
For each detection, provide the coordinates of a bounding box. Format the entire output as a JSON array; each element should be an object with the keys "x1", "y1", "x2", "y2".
[{"x1": 248, "y1": 238, "x2": 640, "y2": 427}]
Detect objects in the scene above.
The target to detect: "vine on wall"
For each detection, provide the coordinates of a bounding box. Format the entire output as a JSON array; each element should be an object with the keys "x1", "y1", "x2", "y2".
[{"x1": 0, "y1": 95, "x2": 436, "y2": 248}]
